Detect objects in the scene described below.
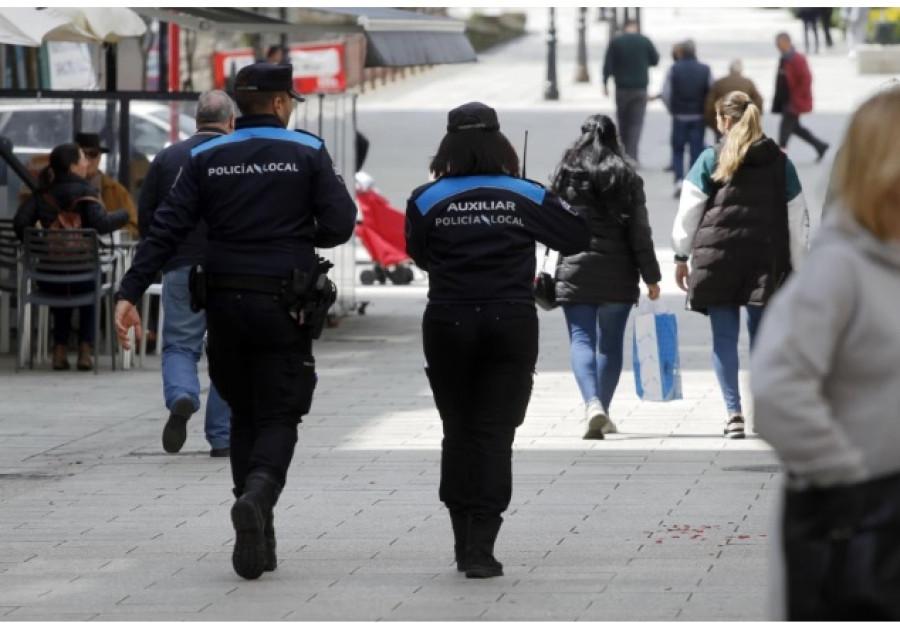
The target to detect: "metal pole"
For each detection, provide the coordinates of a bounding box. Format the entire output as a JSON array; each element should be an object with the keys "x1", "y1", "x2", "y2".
[
  {"x1": 544, "y1": 8, "x2": 559, "y2": 100},
  {"x1": 575, "y1": 8, "x2": 589, "y2": 83}
]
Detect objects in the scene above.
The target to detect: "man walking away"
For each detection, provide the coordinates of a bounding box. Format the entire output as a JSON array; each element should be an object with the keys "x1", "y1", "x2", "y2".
[
  {"x1": 138, "y1": 90, "x2": 235, "y2": 458},
  {"x1": 773, "y1": 32, "x2": 830, "y2": 162},
  {"x1": 602, "y1": 20, "x2": 660, "y2": 166},
  {"x1": 662, "y1": 39, "x2": 712, "y2": 197},
  {"x1": 704, "y1": 59, "x2": 763, "y2": 143}
]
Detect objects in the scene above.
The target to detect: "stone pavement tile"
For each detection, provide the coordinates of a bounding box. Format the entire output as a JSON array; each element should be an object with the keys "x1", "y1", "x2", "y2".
[
  {"x1": 578, "y1": 591, "x2": 691, "y2": 621},
  {"x1": 482, "y1": 593, "x2": 597, "y2": 621},
  {"x1": 679, "y1": 590, "x2": 768, "y2": 621},
  {"x1": 3, "y1": 611, "x2": 98, "y2": 621},
  {"x1": 280, "y1": 595, "x2": 408, "y2": 621}
]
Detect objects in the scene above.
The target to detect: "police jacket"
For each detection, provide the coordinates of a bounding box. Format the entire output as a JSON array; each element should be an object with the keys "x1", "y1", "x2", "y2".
[
  {"x1": 118, "y1": 114, "x2": 357, "y2": 304},
  {"x1": 406, "y1": 175, "x2": 591, "y2": 305},
  {"x1": 137, "y1": 127, "x2": 227, "y2": 274},
  {"x1": 13, "y1": 173, "x2": 129, "y2": 241}
]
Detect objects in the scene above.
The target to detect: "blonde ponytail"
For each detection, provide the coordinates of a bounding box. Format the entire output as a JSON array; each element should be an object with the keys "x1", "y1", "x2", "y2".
[{"x1": 712, "y1": 91, "x2": 763, "y2": 183}]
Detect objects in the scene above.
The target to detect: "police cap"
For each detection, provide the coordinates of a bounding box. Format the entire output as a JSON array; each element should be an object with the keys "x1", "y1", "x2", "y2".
[
  {"x1": 234, "y1": 62, "x2": 305, "y2": 102},
  {"x1": 447, "y1": 102, "x2": 500, "y2": 133}
]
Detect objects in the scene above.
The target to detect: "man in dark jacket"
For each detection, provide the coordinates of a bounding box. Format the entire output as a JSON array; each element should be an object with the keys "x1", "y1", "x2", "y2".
[
  {"x1": 772, "y1": 32, "x2": 829, "y2": 162},
  {"x1": 602, "y1": 20, "x2": 660, "y2": 165},
  {"x1": 662, "y1": 39, "x2": 712, "y2": 197},
  {"x1": 115, "y1": 63, "x2": 357, "y2": 581},
  {"x1": 138, "y1": 90, "x2": 235, "y2": 458}
]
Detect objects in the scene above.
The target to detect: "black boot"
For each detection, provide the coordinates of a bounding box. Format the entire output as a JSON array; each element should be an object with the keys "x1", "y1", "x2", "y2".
[
  {"x1": 231, "y1": 471, "x2": 281, "y2": 580},
  {"x1": 264, "y1": 509, "x2": 277, "y2": 572},
  {"x1": 465, "y1": 516, "x2": 504, "y2": 579},
  {"x1": 450, "y1": 511, "x2": 468, "y2": 572}
]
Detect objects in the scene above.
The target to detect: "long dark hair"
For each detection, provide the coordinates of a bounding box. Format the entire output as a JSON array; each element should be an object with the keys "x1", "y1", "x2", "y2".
[
  {"x1": 430, "y1": 130, "x2": 519, "y2": 178},
  {"x1": 38, "y1": 142, "x2": 83, "y2": 192},
  {"x1": 550, "y1": 114, "x2": 638, "y2": 207}
]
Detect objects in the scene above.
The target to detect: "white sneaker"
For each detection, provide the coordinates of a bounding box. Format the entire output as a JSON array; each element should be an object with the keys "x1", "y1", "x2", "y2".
[
  {"x1": 602, "y1": 418, "x2": 618, "y2": 434},
  {"x1": 583, "y1": 399, "x2": 608, "y2": 440}
]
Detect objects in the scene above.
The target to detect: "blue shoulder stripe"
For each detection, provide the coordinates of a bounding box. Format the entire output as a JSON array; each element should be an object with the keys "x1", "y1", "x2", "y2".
[
  {"x1": 414, "y1": 175, "x2": 545, "y2": 215},
  {"x1": 190, "y1": 127, "x2": 323, "y2": 156}
]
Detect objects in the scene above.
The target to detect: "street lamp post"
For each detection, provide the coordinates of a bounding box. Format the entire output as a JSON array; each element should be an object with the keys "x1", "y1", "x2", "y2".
[
  {"x1": 575, "y1": 7, "x2": 589, "y2": 83},
  {"x1": 544, "y1": 7, "x2": 559, "y2": 100}
]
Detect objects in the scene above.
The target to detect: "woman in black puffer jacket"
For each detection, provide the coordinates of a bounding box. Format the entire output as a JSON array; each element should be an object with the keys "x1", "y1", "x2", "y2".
[
  {"x1": 551, "y1": 115, "x2": 661, "y2": 440},
  {"x1": 14, "y1": 142, "x2": 129, "y2": 371}
]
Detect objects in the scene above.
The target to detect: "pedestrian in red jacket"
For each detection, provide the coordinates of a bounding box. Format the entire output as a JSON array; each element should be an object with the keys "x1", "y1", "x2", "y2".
[{"x1": 772, "y1": 32, "x2": 829, "y2": 162}]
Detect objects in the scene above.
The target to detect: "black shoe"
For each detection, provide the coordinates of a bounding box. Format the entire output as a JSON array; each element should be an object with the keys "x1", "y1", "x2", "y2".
[
  {"x1": 450, "y1": 511, "x2": 468, "y2": 572},
  {"x1": 264, "y1": 509, "x2": 277, "y2": 572},
  {"x1": 724, "y1": 414, "x2": 746, "y2": 439},
  {"x1": 816, "y1": 143, "x2": 830, "y2": 163},
  {"x1": 210, "y1": 447, "x2": 230, "y2": 458},
  {"x1": 232, "y1": 471, "x2": 281, "y2": 580},
  {"x1": 162, "y1": 396, "x2": 195, "y2": 454},
  {"x1": 464, "y1": 516, "x2": 504, "y2": 579}
]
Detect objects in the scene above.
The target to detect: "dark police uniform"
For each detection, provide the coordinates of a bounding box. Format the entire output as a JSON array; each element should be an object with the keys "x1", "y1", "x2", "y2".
[
  {"x1": 117, "y1": 66, "x2": 357, "y2": 495},
  {"x1": 405, "y1": 102, "x2": 591, "y2": 577}
]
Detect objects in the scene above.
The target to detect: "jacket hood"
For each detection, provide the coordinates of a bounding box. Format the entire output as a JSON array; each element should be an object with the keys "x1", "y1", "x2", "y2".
[
  {"x1": 817, "y1": 207, "x2": 900, "y2": 269},
  {"x1": 739, "y1": 136, "x2": 782, "y2": 168}
]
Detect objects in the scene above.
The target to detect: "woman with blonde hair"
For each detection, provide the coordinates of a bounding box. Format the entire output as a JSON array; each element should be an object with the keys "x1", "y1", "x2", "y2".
[
  {"x1": 671, "y1": 90, "x2": 809, "y2": 438},
  {"x1": 751, "y1": 86, "x2": 900, "y2": 620}
]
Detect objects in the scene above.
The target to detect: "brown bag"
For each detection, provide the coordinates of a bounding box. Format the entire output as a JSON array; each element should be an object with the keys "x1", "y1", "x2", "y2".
[{"x1": 43, "y1": 193, "x2": 97, "y2": 257}]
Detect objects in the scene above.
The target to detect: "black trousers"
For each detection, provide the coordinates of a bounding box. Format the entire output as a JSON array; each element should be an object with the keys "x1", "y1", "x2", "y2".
[
  {"x1": 205, "y1": 291, "x2": 316, "y2": 491},
  {"x1": 422, "y1": 302, "x2": 538, "y2": 520},
  {"x1": 779, "y1": 112, "x2": 826, "y2": 153}
]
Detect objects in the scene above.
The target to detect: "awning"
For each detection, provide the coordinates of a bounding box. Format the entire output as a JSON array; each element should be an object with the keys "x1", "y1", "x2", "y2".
[
  {"x1": 306, "y1": 8, "x2": 476, "y2": 67},
  {"x1": 132, "y1": 7, "x2": 476, "y2": 68},
  {"x1": 0, "y1": 7, "x2": 146, "y2": 46},
  {"x1": 131, "y1": 8, "x2": 325, "y2": 38}
]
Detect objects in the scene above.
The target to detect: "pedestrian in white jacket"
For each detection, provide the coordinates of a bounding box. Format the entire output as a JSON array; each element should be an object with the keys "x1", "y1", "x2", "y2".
[{"x1": 751, "y1": 86, "x2": 900, "y2": 620}]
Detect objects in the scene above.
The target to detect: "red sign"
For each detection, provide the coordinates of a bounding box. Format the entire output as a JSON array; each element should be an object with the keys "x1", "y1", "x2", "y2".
[{"x1": 212, "y1": 42, "x2": 347, "y2": 95}]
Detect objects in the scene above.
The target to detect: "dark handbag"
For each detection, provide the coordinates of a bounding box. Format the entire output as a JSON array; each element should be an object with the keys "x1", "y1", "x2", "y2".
[
  {"x1": 782, "y1": 470, "x2": 900, "y2": 620},
  {"x1": 533, "y1": 247, "x2": 557, "y2": 311}
]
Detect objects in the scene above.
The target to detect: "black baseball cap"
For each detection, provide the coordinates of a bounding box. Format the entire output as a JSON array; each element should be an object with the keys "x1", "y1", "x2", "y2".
[
  {"x1": 447, "y1": 102, "x2": 500, "y2": 132},
  {"x1": 234, "y1": 62, "x2": 304, "y2": 102}
]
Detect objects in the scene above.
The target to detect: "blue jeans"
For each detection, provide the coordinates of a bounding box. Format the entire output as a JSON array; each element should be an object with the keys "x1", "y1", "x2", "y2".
[
  {"x1": 671, "y1": 118, "x2": 706, "y2": 183},
  {"x1": 562, "y1": 302, "x2": 633, "y2": 412},
  {"x1": 707, "y1": 305, "x2": 765, "y2": 414},
  {"x1": 161, "y1": 266, "x2": 230, "y2": 450}
]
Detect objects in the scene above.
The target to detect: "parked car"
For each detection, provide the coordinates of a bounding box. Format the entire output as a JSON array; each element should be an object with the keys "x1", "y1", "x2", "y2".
[{"x1": 0, "y1": 100, "x2": 195, "y2": 164}]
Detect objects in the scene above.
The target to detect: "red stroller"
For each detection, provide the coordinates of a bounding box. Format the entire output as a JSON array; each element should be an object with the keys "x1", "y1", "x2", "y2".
[{"x1": 354, "y1": 172, "x2": 415, "y2": 285}]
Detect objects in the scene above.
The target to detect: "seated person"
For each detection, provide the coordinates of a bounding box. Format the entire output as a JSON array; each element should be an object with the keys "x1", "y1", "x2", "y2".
[
  {"x1": 14, "y1": 142, "x2": 129, "y2": 371},
  {"x1": 75, "y1": 132, "x2": 140, "y2": 240}
]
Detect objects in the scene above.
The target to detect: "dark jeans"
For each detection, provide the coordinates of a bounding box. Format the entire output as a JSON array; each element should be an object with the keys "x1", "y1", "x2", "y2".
[
  {"x1": 779, "y1": 113, "x2": 827, "y2": 154},
  {"x1": 39, "y1": 280, "x2": 96, "y2": 346},
  {"x1": 423, "y1": 302, "x2": 538, "y2": 520},
  {"x1": 206, "y1": 290, "x2": 316, "y2": 491},
  {"x1": 615, "y1": 88, "x2": 648, "y2": 163},
  {"x1": 672, "y1": 118, "x2": 706, "y2": 183}
]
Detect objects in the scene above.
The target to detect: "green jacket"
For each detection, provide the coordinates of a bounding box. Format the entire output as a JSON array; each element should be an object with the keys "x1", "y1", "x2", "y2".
[{"x1": 602, "y1": 32, "x2": 660, "y2": 89}]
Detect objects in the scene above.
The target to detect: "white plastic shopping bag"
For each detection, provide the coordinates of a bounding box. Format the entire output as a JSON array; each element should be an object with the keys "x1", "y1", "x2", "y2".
[{"x1": 632, "y1": 298, "x2": 683, "y2": 401}]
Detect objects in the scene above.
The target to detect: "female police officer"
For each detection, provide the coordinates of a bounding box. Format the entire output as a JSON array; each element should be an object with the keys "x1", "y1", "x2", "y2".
[{"x1": 406, "y1": 102, "x2": 591, "y2": 578}]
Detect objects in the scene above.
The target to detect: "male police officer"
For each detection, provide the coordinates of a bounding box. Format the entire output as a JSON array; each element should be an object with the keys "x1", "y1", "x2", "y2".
[
  {"x1": 114, "y1": 63, "x2": 357, "y2": 580},
  {"x1": 137, "y1": 90, "x2": 235, "y2": 458}
]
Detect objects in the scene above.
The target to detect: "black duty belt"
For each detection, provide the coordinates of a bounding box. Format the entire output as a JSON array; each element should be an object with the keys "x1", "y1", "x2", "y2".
[{"x1": 207, "y1": 273, "x2": 288, "y2": 295}]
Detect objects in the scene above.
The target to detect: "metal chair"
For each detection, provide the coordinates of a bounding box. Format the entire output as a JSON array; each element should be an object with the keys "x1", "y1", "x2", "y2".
[
  {"x1": 0, "y1": 218, "x2": 19, "y2": 354},
  {"x1": 16, "y1": 227, "x2": 116, "y2": 373}
]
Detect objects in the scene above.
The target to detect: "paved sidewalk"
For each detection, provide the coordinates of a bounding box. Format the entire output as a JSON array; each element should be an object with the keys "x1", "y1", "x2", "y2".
[
  {"x1": 1, "y1": 7, "x2": 883, "y2": 621},
  {"x1": 0, "y1": 282, "x2": 777, "y2": 621}
]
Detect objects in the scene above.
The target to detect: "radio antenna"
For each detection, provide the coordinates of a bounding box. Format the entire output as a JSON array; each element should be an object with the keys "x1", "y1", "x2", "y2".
[{"x1": 522, "y1": 130, "x2": 529, "y2": 179}]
